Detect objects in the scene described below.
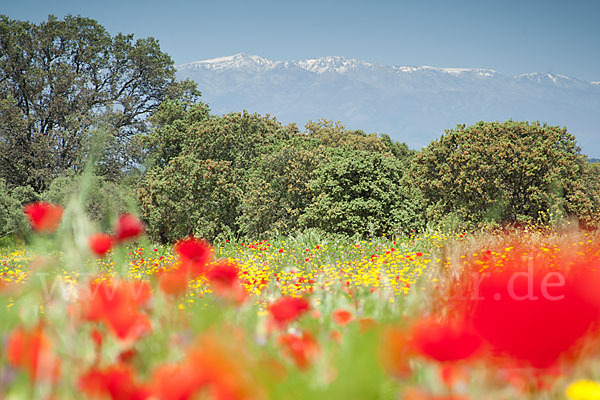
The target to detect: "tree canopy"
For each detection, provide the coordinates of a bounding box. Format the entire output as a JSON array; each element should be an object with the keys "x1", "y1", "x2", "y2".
[
  {"x1": 411, "y1": 120, "x2": 600, "y2": 228},
  {"x1": 0, "y1": 14, "x2": 197, "y2": 191}
]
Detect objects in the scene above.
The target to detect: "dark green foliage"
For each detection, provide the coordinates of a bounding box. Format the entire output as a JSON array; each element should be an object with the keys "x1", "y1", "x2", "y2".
[
  {"x1": 139, "y1": 109, "x2": 420, "y2": 242},
  {"x1": 238, "y1": 136, "x2": 324, "y2": 238},
  {"x1": 300, "y1": 147, "x2": 426, "y2": 237},
  {"x1": 0, "y1": 14, "x2": 196, "y2": 191},
  {"x1": 411, "y1": 120, "x2": 600, "y2": 228},
  {"x1": 182, "y1": 111, "x2": 292, "y2": 170},
  {"x1": 305, "y1": 119, "x2": 391, "y2": 153},
  {"x1": 143, "y1": 99, "x2": 211, "y2": 168},
  {"x1": 138, "y1": 158, "x2": 241, "y2": 243},
  {"x1": 42, "y1": 174, "x2": 135, "y2": 230},
  {"x1": 0, "y1": 179, "x2": 38, "y2": 239},
  {"x1": 138, "y1": 111, "x2": 295, "y2": 242}
]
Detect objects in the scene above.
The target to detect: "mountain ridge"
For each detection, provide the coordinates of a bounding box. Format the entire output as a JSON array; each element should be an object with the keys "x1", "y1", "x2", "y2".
[
  {"x1": 176, "y1": 53, "x2": 600, "y2": 157},
  {"x1": 178, "y1": 53, "x2": 598, "y2": 84}
]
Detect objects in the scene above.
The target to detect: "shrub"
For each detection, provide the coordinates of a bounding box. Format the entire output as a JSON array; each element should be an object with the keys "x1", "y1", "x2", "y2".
[
  {"x1": 42, "y1": 174, "x2": 135, "y2": 230},
  {"x1": 300, "y1": 147, "x2": 425, "y2": 237},
  {"x1": 138, "y1": 157, "x2": 241, "y2": 243},
  {"x1": 238, "y1": 137, "x2": 324, "y2": 239},
  {"x1": 411, "y1": 120, "x2": 600, "y2": 228},
  {"x1": 0, "y1": 179, "x2": 38, "y2": 240}
]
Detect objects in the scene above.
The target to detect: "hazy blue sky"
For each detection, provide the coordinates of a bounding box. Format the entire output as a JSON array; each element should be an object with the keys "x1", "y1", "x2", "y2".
[{"x1": 3, "y1": 0, "x2": 599, "y2": 81}]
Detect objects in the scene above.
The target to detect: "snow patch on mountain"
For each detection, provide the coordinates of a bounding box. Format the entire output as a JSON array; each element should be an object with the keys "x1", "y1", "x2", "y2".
[
  {"x1": 178, "y1": 53, "x2": 280, "y2": 72},
  {"x1": 296, "y1": 56, "x2": 375, "y2": 74}
]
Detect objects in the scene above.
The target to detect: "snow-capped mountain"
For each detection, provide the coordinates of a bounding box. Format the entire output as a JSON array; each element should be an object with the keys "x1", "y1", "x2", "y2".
[{"x1": 177, "y1": 53, "x2": 600, "y2": 157}]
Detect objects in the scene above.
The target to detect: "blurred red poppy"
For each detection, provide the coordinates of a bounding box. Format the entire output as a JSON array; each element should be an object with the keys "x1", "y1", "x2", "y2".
[
  {"x1": 268, "y1": 297, "x2": 310, "y2": 325},
  {"x1": 7, "y1": 325, "x2": 60, "y2": 381},
  {"x1": 410, "y1": 318, "x2": 481, "y2": 362},
  {"x1": 149, "y1": 333, "x2": 259, "y2": 400},
  {"x1": 114, "y1": 214, "x2": 144, "y2": 242},
  {"x1": 206, "y1": 261, "x2": 246, "y2": 304},
  {"x1": 79, "y1": 364, "x2": 149, "y2": 400},
  {"x1": 452, "y1": 241, "x2": 600, "y2": 369},
  {"x1": 175, "y1": 236, "x2": 213, "y2": 276},
  {"x1": 23, "y1": 202, "x2": 63, "y2": 233},
  {"x1": 205, "y1": 261, "x2": 239, "y2": 287},
  {"x1": 158, "y1": 268, "x2": 191, "y2": 296},
  {"x1": 82, "y1": 280, "x2": 151, "y2": 341},
  {"x1": 279, "y1": 331, "x2": 319, "y2": 369},
  {"x1": 89, "y1": 233, "x2": 114, "y2": 256}
]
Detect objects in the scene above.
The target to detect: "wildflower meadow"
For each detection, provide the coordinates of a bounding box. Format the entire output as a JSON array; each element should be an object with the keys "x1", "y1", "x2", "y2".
[{"x1": 1, "y1": 200, "x2": 600, "y2": 399}]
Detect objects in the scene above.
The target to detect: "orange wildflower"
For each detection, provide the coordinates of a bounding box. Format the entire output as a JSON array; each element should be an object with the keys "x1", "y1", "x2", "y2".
[{"x1": 332, "y1": 309, "x2": 353, "y2": 326}]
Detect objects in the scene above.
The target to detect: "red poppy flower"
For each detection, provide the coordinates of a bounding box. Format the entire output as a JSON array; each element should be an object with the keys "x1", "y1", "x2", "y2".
[
  {"x1": 451, "y1": 241, "x2": 600, "y2": 369},
  {"x1": 205, "y1": 261, "x2": 246, "y2": 304},
  {"x1": 410, "y1": 318, "x2": 482, "y2": 362},
  {"x1": 79, "y1": 364, "x2": 149, "y2": 400},
  {"x1": 23, "y1": 202, "x2": 63, "y2": 233},
  {"x1": 149, "y1": 363, "x2": 203, "y2": 400},
  {"x1": 268, "y1": 297, "x2": 310, "y2": 325},
  {"x1": 91, "y1": 329, "x2": 103, "y2": 348},
  {"x1": 82, "y1": 280, "x2": 151, "y2": 341},
  {"x1": 114, "y1": 214, "x2": 144, "y2": 242},
  {"x1": 7, "y1": 325, "x2": 61, "y2": 381},
  {"x1": 205, "y1": 261, "x2": 239, "y2": 287},
  {"x1": 89, "y1": 233, "x2": 114, "y2": 256},
  {"x1": 174, "y1": 237, "x2": 213, "y2": 276},
  {"x1": 278, "y1": 331, "x2": 319, "y2": 369},
  {"x1": 332, "y1": 309, "x2": 353, "y2": 326}
]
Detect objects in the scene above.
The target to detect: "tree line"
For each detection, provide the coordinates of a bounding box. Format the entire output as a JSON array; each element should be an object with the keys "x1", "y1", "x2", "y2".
[{"x1": 2, "y1": 15, "x2": 599, "y2": 243}]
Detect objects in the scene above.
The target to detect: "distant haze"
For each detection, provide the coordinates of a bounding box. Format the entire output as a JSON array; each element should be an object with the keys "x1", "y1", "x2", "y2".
[{"x1": 177, "y1": 54, "x2": 600, "y2": 158}]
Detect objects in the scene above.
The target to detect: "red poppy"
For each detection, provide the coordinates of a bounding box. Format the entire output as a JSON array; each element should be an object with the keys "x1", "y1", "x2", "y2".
[
  {"x1": 174, "y1": 237, "x2": 213, "y2": 276},
  {"x1": 205, "y1": 261, "x2": 239, "y2": 287},
  {"x1": 268, "y1": 297, "x2": 310, "y2": 325},
  {"x1": 451, "y1": 241, "x2": 600, "y2": 369},
  {"x1": 410, "y1": 318, "x2": 481, "y2": 362},
  {"x1": 114, "y1": 214, "x2": 144, "y2": 242},
  {"x1": 91, "y1": 329, "x2": 103, "y2": 348},
  {"x1": 206, "y1": 261, "x2": 246, "y2": 304},
  {"x1": 89, "y1": 233, "x2": 114, "y2": 256},
  {"x1": 7, "y1": 325, "x2": 60, "y2": 381},
  {"x1": 82, "y1": 280, "x2": 151, "y2": 341},
  {"x1": 23, "y1": 202, "x2": 63, "y2": 233},
  {"x1": 149, "y1": 363, "x2": 204, "y2": 400},
  {"x1": 332, "y1": 309, "x2": 353, "y2": 326},
  {"x1": 278, "y1": 331, "x2": 319, "y2": 369},
  {"x1": 79, "y1": 364, "x2": 149, "y2": 400}
]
